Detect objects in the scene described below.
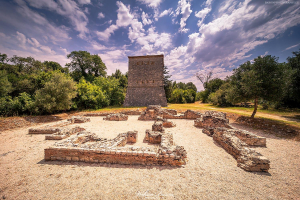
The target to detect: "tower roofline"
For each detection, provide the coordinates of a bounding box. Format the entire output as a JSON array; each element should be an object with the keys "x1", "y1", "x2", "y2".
[{"x1": 128, "y1": 54, "x2": 164, "y2": 59}]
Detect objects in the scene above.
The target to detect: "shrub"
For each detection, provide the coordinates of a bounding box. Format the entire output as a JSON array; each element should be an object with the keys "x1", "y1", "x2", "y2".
[{"x1": 35, "y1": 72, "x2": 77, "y2": 113}]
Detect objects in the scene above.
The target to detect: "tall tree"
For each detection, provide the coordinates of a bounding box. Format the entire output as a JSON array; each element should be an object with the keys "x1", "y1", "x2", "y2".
[
  {"x1": 228, "y1": 55, "x2": 283, "y2": 118},
  {"x1": 66, "y1": 51, "x2": 107, "y2": 81}
]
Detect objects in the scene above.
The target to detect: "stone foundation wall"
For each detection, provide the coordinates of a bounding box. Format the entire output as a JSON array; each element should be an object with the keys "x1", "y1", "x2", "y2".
[
  {"x1": 121, "y1": 110, "x2": 142, "y2": 115},
  {"x1": 83, "y1": 112, "x2": 112, "y2": 117},
  {"x1": 45, "y1": 126, "x2": 85, "y2": 140},
  {"x1": 213, "y1": 128, "x2": 270, "y2": 172},
  {"x1": 45, "y1": 129, "x2": 186, "y2": 166},
  {"x1": 45, "y1": 147, "x2": 185, "y2": 166},
  {"x1": 103, "y1": 114, "x2": 128, "y2": 121}
]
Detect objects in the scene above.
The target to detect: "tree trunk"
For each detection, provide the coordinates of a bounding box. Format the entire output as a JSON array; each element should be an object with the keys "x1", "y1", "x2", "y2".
[{"x1": 251, "y1": 97, "x2": 258, "y2": 119}]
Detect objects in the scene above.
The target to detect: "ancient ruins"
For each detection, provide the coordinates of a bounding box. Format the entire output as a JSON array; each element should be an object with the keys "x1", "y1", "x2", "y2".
[
  {"x1": 123, "y1": 55, "x2": 168, "y2": 107},
  {"x1": 35, "y1": 105, "x2": 270, "y2": 171}
]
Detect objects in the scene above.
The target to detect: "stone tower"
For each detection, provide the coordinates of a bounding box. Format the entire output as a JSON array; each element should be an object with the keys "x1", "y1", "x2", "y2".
[{"x1": 123, "y1": 55, "x2": 168, "y2": 107}]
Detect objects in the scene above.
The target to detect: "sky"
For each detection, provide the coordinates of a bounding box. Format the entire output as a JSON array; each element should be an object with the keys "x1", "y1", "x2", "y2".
[{"x1": 0, "y1": 0, "x2": 300, "y2": 91}]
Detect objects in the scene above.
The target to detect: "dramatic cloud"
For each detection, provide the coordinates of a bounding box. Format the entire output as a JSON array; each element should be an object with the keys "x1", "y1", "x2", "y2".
[
  {"x1": 175, "y1": 0, "x2": 192, "y2": 33},
  {"x1": 22, "y1": 0, "x2": 89, "y2": 39},
  {"x1": 137, "y1": 0, "x2": 162, "y2": 8}
]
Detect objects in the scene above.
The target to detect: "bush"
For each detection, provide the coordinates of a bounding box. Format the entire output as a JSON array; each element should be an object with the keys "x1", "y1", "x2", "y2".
[
  {"x1": 0, "y1": 93, "x2": 35, "y2": 116},
  {"x1": 208, "y1": 83, "x2": 232, "y2": 107},
  {"x1": 75, "y1": 78, "x2": 109, "y2": 109},
  {"x1": 93, "y1": 77, "x2": 125, "y2": 106},
  {"x1": 35, "y1": 72, "x2": 77, "y2": 113},
  {"x1": 198, "y1": 90, "x2": 210, "y2": 103}
]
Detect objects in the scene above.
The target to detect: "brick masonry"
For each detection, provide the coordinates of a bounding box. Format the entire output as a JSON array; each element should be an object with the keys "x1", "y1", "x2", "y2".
[{"x1": 123, "y1": 55, "x2": 167, "y2": 107}]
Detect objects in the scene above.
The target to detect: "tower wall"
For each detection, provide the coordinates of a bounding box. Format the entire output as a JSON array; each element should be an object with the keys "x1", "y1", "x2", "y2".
[{"x1": 123, "y1": 55, "x2": 167, "y2": 107}]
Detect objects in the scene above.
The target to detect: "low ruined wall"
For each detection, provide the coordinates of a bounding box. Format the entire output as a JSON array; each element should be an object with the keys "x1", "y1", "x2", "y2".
[
  {"x1": 121, "y1": 110, "x2": 142, "y2": 115},
  {"x1": 213, "y1": 128, "x2": 270, "y2": 172},
  {"x1": 45, "y1": 127, "x2": 85, "y2": 140},
  {"x1": 103, "y1": 114, "x2": 128, "y2": 121},
  {"x1": 83, "y1": 112, "x2": 111, "y2": 117},
  {"x1": 45, "y1": 147, "x2": 185, "y2": 166}
]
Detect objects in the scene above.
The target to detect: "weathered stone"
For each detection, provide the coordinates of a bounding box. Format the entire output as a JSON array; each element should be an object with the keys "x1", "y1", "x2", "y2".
[
  {"x1": 162, "y1": 121, "x2": 176, "y2": 128},
  {"x1": 124, "y1": 55, "x2": 167, "y2": 107},
  {"x1": 183, "y1": 110, "x2": 202, "y2": 119},
  {"x1": 138, "y1": 105, "x2": 164, "y2": 120},
  {"x1": 83, "y1": 112, "x2": 111, "y2": 117},
  {"x1": 103, "y1": 113, "x2": 128, "y2": 121},
  {"x1": 213, "y1": 128, "x2": 270, "y2": 172},
  {"x1": 152, "y1": 121, "x2": 165, "y2": 132},
  {"x1": 67, "y1": 116, "x2": 91, "y2": 123},
  {"x1": 121, "y1": 109, "x2": 142, "y2": 115}
]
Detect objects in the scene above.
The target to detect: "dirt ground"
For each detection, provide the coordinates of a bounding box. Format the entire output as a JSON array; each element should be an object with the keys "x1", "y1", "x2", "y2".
[{"x1": 0, "y1": 115, "x2": 299, "y2": 199}]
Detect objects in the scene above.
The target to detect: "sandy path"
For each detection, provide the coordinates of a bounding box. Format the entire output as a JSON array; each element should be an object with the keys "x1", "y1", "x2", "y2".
[{"x1": 0, "y1": 116, "x2": 299, "y2": 199}]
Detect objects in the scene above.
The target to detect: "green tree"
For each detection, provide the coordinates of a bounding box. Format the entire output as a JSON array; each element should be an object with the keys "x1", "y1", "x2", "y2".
[
  {"x1": 35, "y1": 72, "x2": 77, "y2": 113},
  {"x1": 66, "y1": 51, "x2": 107, "y2": 81},
  {"x1": 228, "y1": 55, "x2": 283, "y2": 118},
  {"x1": 93, "y1": 77, "x2": 125, "y2": 106},
  {"x1": 75, "y1": 78, "x2": 109, "y2": 109},
  {"x1": 0, "y1": 70, "x2": 12, "y2": 97},
  {"x1": 43, "y1": 61, "x2": 69, "y2": 73}
]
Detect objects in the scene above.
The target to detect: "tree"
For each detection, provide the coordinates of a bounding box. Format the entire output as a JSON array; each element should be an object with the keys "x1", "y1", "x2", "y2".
[
  {"x1": 43, "y1": 61, "x2": 69, "y2": 73},
  {"x1": 196, "y1": 70, "x2": 213, "y2": 89},
  {"x1": 0, "y1": 70, "x2": 12, "y2": 97},
  {"x1": 66, "y1": 51, "x2": 107, "y2": 81},
  {"x1": 229, "y1": 55, "x2": 283, "y2": 118},
  {"x1": 35, "y1": 72, "x2": 77, "y2": 113},
  {"x1": 93, "y1": 77, "x2": 125, "y2": 106},
  {"x1": 281, "y1": 50, "x2": 300, "y2": 107},
  {"x1": 75, "y1": 78, "x2": 109, "y2": 109},
  {"x1": 163, "y1": 66, "x2": 173, "y2": 101}
]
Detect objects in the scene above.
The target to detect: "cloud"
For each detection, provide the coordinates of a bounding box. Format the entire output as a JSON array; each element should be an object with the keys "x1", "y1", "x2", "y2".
[
  {"x1": 99, "y1": 50, "x2": 128, "y2": 75},
  {"x1": 284, "y1": 43, "x2": 300, "y2": 51},
  {"x1": 22, "y1": 0, "x2": 89, "y2": 39},
  {"x1": 98, "y1": 12, "x2": 105, "y2": 19},
  {"x1": 142, "y1": 12, "x2": 152, "y2": 25},
  {"x1": 159, "y1": 8, "x2": 172, "y2": 18},
  {"x1": 195, "y1": 0, "x2": 213, "y2": 28},
  {"x1": 77, "y1": 0, "x2": 91, "y2": 5},
  {"x1": 137, "y1": 0, "x2": 162, "y2": 8},
  {"x1": 96, "y1": 1, "x2": 133, "y2": 41},
  {"x1": 0, "y1": 32, "x2": 68, "y2": 66},
  {"x1": 185, "y1": 0, "x2": 300, "y2": 73},
  {"x1": 175, "y1": 0, "x2": 192, "y2": 33}
]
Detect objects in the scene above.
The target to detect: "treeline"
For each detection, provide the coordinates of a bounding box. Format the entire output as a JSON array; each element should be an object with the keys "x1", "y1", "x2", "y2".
[
  {"x1": 197, "y1": 50, "x2": 300, "y2": 118},
  {"x1": 0, "y1": 51, "x2": 198, "y2": 116},
  {"x1": 0, "y1": 51, "x2": 127, "y2": 116}
]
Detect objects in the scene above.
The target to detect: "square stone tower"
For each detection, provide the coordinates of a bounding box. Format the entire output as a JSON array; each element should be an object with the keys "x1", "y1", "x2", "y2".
[{"x1": 123, "y1": 55, "x2": 168, "y2": 107}]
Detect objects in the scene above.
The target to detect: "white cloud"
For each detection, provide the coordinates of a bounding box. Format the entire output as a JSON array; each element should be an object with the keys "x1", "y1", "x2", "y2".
[
  {"x1": 284, "y1": 43, "x2": 300, "y2": 51},
  {"x1": 98, "y1": 12, "x2": 105, "y2": 19},
  {"x1": 159, "y1": 8, "x2": 172, "y2": 18},
  {"x1": 96, "y1": 1, "x2": 134, "y2": 41},
  {"x1": 16, "y1": 31, "x2": 27, "y2": 48},
  {"x1": 27, "y1": 38, "x2": 40, "y2": 47},
  {"x1": 142, "y1": 12, "x2": 152, "y2": 25},
  {"x1": 175, "y1": 0, "x2": 192, "y2": 33},
  {"x1": 137, "y1": 0, "x2": 162, "y2": 8},
  {"x1": 23, "y1": 0, "x2": 89, "y2": 39},
  {"x1": 116, "y1": 1, "x2": 134, "y2": 27},
  {"x1": 77, "y1": 0, "x2": 91, "y2": 5}
]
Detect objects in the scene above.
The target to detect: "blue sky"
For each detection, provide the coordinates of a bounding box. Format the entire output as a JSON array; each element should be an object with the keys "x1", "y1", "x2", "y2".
[{"x1": 0, "y1": 0, "x2": 300, "y2": 90}]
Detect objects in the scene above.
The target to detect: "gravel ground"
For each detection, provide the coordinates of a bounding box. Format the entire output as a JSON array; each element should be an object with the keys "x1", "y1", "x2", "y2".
[{"x1": 0, "y1": 116, "x2": 299, "y2": 200}]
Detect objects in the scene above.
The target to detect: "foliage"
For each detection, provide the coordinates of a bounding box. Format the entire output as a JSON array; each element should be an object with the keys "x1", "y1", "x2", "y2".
[
  {"x1": 35, "y1": 72, "x2": 77, "y2": 113},
  {"x1": 208, "y1": 82, "x2": 232, "y2": 107},
  {"x1": 66, "y1": 51, "x2": 107, "y2": 82},
  {"x1": 228, "y1": 55, "x2": 283, "y2": 118},
  {"x1": 168, "y1": 88, "x2": 195, "y2": 103},
  {"x1": 93, "y1": 77, "x2": 125, "y2": 106},
  {"x1": 0, "y1": 70, "x2": 12, "y2": 97},
  {"x1": 75, "y1": 78, "x2": 109, "y2": 109}
]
